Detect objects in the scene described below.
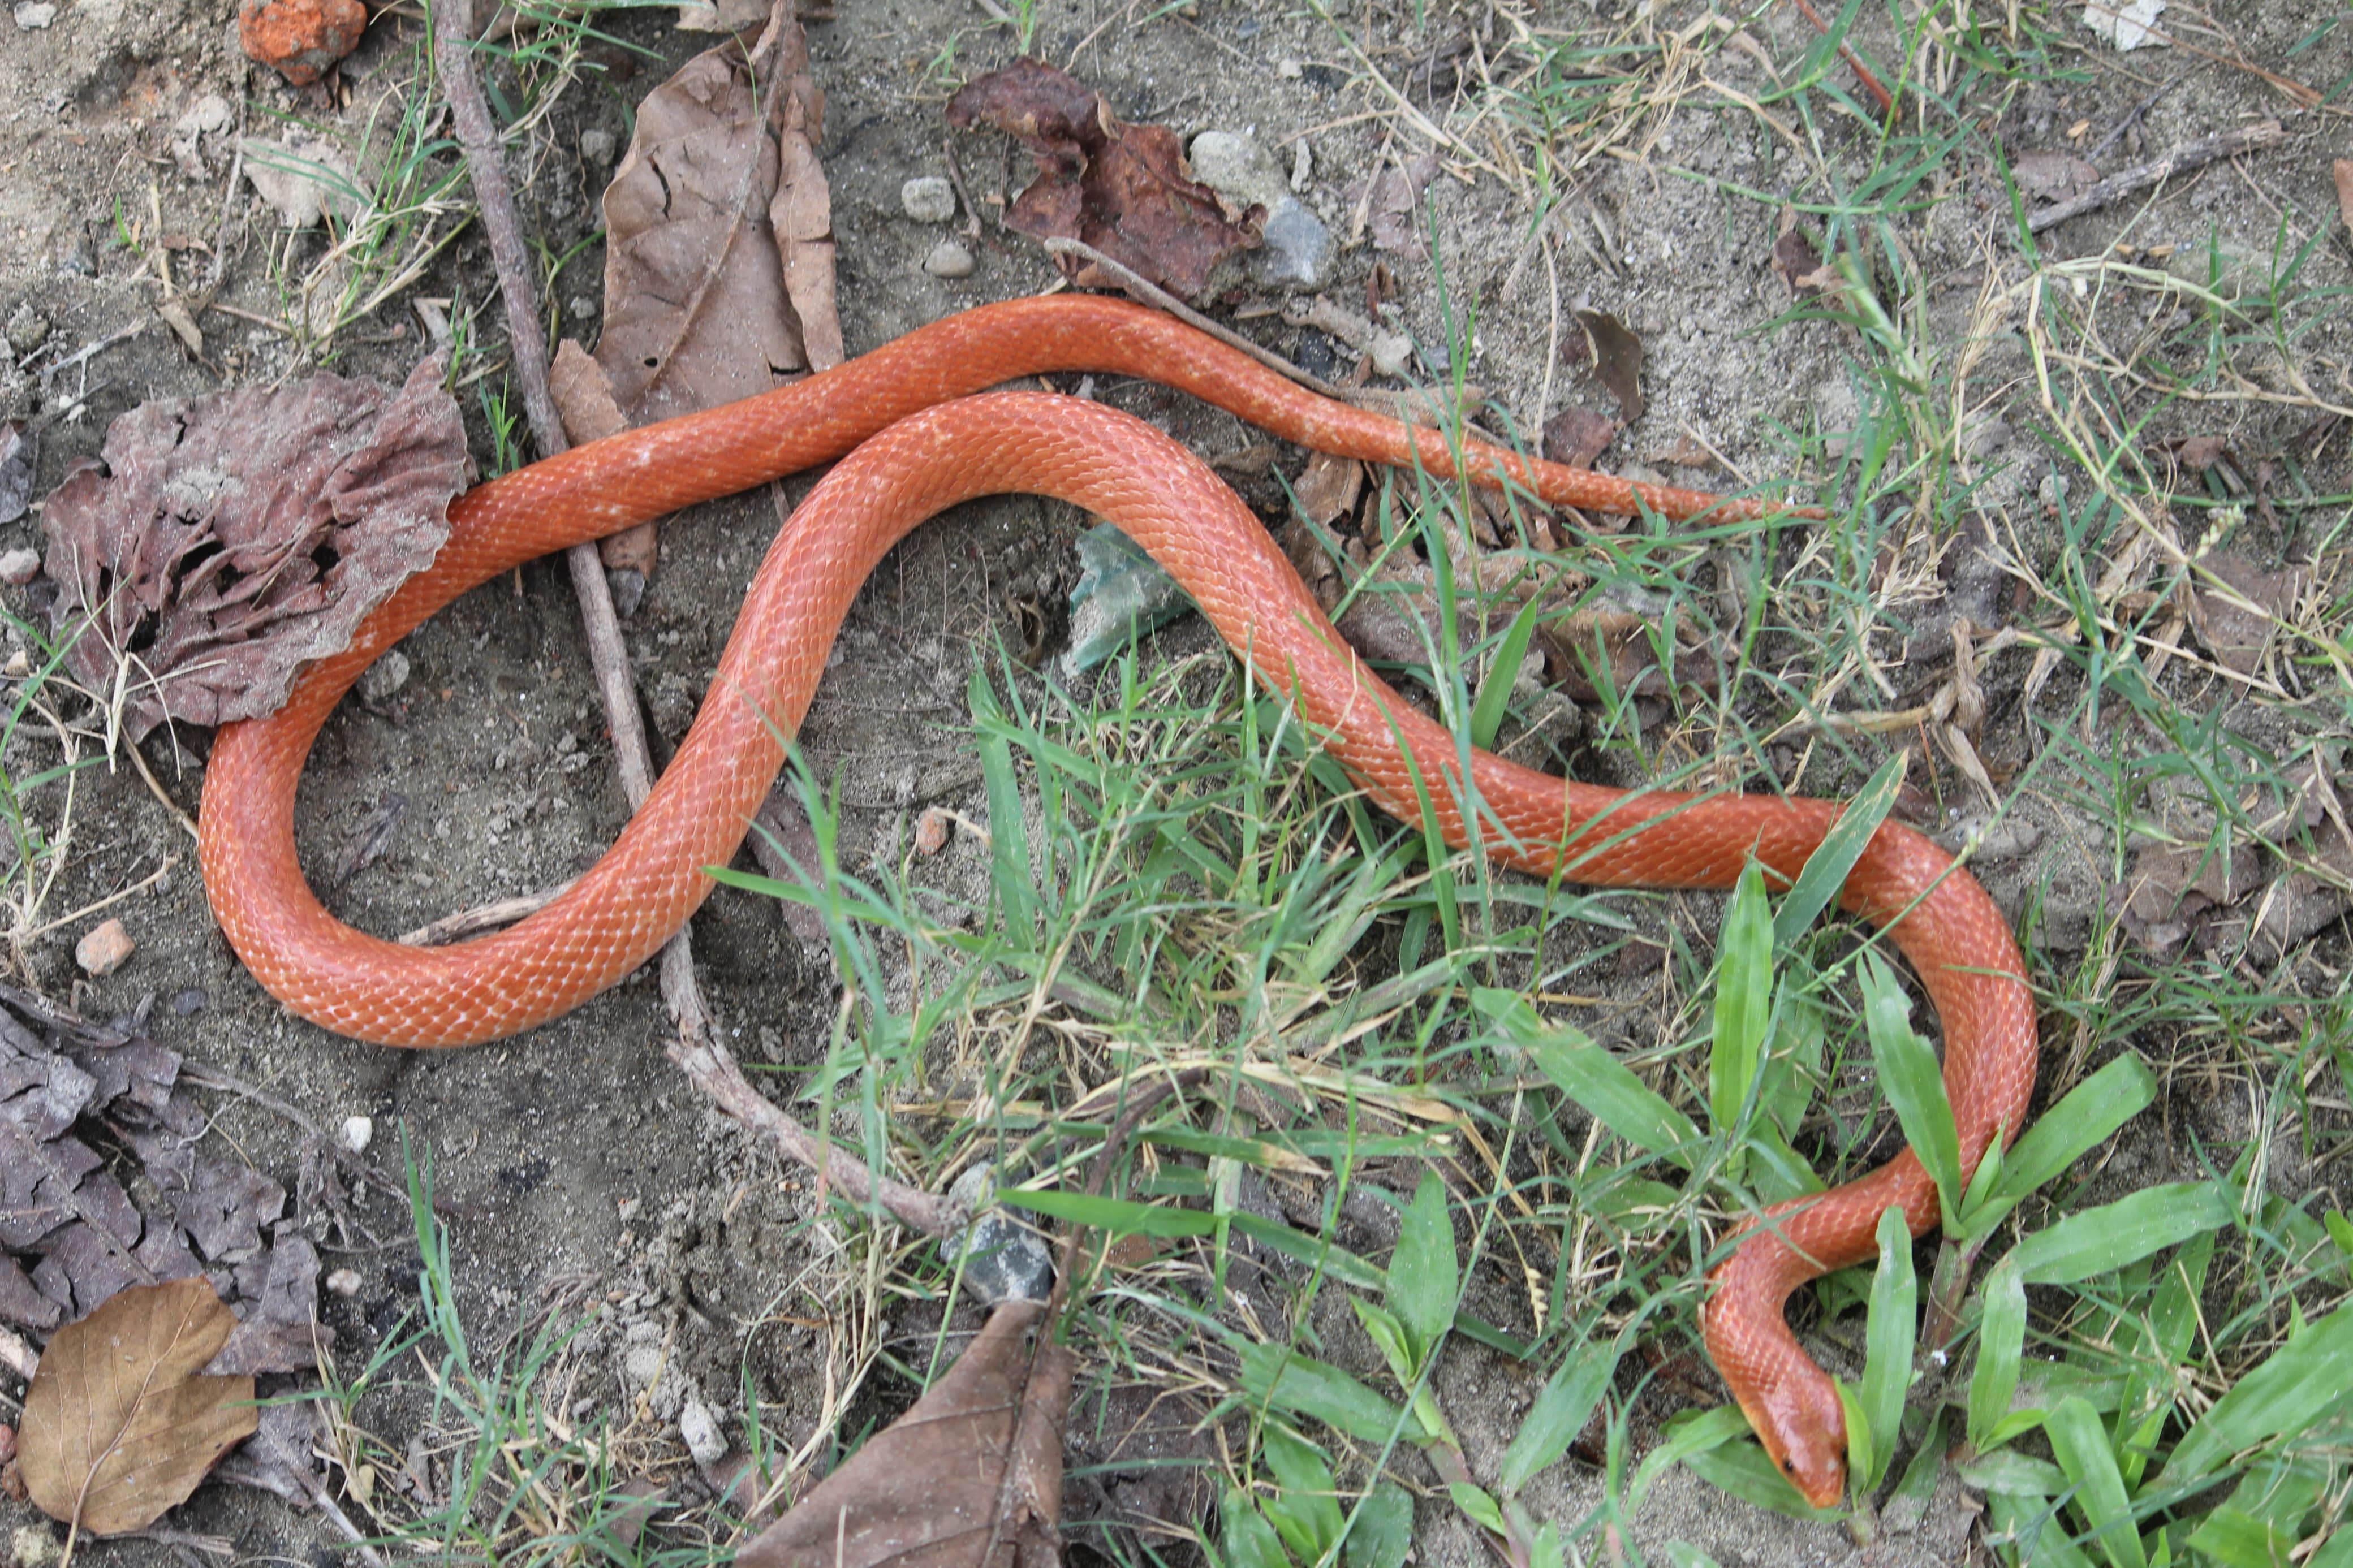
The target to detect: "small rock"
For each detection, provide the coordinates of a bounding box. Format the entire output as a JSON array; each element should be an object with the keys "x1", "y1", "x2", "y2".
[
  {"x1": 339, "y1": 1115, "x2": 373, "y2": 1154},
  {"x1": 357, "y1": 649, "x2": 409, "y2": 705},
  {"x1": 1187, "y1": 131, "x2": 1329, "y2": 289},
  {"x1": 607, "y1": 567, "x2": 646, "y2": 620},
  {"x1": 239, "y1": 0, "x2": 369, "y2": 87},
  {"x1": 12, "y1": 3, "x2": 56, "y2": 28},
  {"x1": 75, "y1": 919, "x2": 134, "y2": 978},
  {"x1": 622, "y1": 1344, "x2": 665, "y2": 1389},
  {"x1": 679, "y1": 1399, "x2": 727, "y2": 1466},
  {"x1": 0, "y1": 550, "x2": 38, "y2": 587},
  {"x1": 170, "y1": 95, "x2": 235, "y2": 180},
  {"x1": 5, "y1": 303, "x2": 49, "y2": 357},
  {"x1": 1188, "y1": 130, "x2": 1287, "y2": 208},
  {"x1": 10, "y1": 1524, "x2": 59, "y2": 1568},
  {"x1": 325, "y1": 1267, "x2": 362, "y2": 1297},
  {"x1": 579, "y1": 128, "x2": 617, "y2": 167},
  {"x1": 915, "y1": 806, "x2": 951, "y2": 856},
  {"x1": 900, "y1": 175, "x2": 956, "y2": 224},
  {"x1": 923, "y1": 239, "x2": 975, "y2": 279},
  {"x1": 170, "y1": 987, "x2": 208, "y2": 1016},
  {"x1": 947, "y1": 1164, "x2": 1055, "y2": 1304},
  {"x1": 1256, "y1": 199, "x2": 1332, "y2": 289},
  {"x1": 567, "y1": 296, "x2": 597, "y2": 322}
]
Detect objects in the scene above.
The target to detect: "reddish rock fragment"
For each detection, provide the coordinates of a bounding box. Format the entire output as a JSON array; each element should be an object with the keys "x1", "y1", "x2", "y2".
[
  {"x1": 239, "y1": 0, "x2": 367, "y2": 88},
  {"x1": 74, "y1": 920, "x2": 135, "y2": 978}
]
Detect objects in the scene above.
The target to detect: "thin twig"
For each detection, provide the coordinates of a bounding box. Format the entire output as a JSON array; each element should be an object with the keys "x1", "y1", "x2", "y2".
[
  {"x1": 2086, "y1": 71, "x2": 2184, "y2": 162},
  {"x1": 1786, "y1": 0, "x2": 1895, "y2": 116},
  {"x1": 396, "y1": 880, "x2": 572, "y2": 945},
  {"x1": 2028, "y1": 121, "x2": 2287, "y2": 234},
  {"x1": 1038, "y1": 236, "x2": 1345, "y2": 398}
]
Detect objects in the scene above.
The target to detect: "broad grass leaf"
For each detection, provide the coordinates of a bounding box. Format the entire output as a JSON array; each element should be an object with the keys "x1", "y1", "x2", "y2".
[
  {"x1": 1675, "y1": 1432, "x2": 1834, "y2": 1520},
  {"x1": 1968, "y1": 1259, "x2": 2027, "y2": 1451},
  {"x1": 2045, "y1": 1395, "x2": 2145, "y2": 1568},
  {"x1": 1773, "y1": 754, "x2": 1906, "y2": 945},
  {"x1": 2158, "y1": 1297, "x2": 2353, "y2": 1492},
  {"x1": 735, "y1": 1297, "x2": 1069, "y2": 1566},
  {"x1": 1860, "y1": 1205, "x2": 1917, "y2": 1492},
  {"x1": 1469, "y1": 597, "x2": 1546, "y2": 751},
  {"x1": 1500, "y1": 1328, "x2": 1624, "y2": 1495},
  {"x1": 1860, "y1": 953, "x2": 1962, "y2": 1223},
  {"x1": 1474, "y1": 989, "x2": 1699, "y2": 1164},
  {"x1": 1257, "y1": 1428, "x2": 1343, "y2": 1562},
  {"x1": 998, "y1": 1189, "x2": 1216, "y2": 1238},
  {"x1": 2009, "y1": 1183, "x2": 2233, "y2": 1285},
  {"x1": 18, "y1": 1277, "x2": 257, "y2": 1536},
  {"x1": 1343, "y1": 1483, "x2": 1413, "y2": 1568},
  {"x1": 1993, "y1": 1056, "x2": 2159, "y2": 1206},
  {"x1": 1710, "y1": 863, "x2": 1774, "y2": 1139},
  {"x1": 1234, "y1": 1342, "x2": 1419, "y2": 1446},
  {"x1": 1387, "y1": 1172, "x2": 1455, "y2": 1368}
]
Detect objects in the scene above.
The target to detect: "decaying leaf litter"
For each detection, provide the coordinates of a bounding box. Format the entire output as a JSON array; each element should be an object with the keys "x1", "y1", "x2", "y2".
[{"x1": 5, "y1": 0, "x2": 2353, "y2": 1561}]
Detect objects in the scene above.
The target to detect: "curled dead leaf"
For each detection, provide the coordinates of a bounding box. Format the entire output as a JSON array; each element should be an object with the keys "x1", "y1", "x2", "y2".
[
  {"x1": 1535, "y1": 610, "x2": 1715, "y2": 700},
  {"x1": 39, "y1": 358, "x2": 466, "y2": 740},
  {"x1": 2186, "y1": 552, "x2": 2302, "y2": 676},
  {"x1": 18, "y1": 1277, "x2": 258, "y2": 1537},
  {"x1": 1541, "y1": 405, "x2": 1617, "y2": 470},
  {"x1": 1572, "y1": 311, "x2": 1644, "y2": 424},
  {"x1": 597, "y1": 21, "x2": 839, "y2": 425},
  {"x1": 949, "y1": 58, "x2": 1259, "y2": 300},
  {"x1": 734, "y1": 1297, "x2": 1070, "y2": 1567},
  {"x1": 1288, "y1": 450, "x2": 1363, "y2": 530},
  {"x1": 2012, "y1": 149, "x2": 2102, "y2": 204}
]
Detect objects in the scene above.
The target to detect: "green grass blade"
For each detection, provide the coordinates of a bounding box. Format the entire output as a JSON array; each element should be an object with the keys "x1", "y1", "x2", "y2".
[
  {"x1": 2045, "y1": 1395, "x2": 2147, "y2": 1568},
  {"x1": 1773, "y1": 753, "x2": 1906, "y2": 946},
  {"x1": 1968, "y1": 1259, "x2": 2028, "y2": 1452},
  {"x1": 1388, "y1": 1172, "x2": 1457, "y2": 1371},
  {"x1": 1860, "y1": 1204, "x2": 1917, "y2": 1493},
  {"x1": 1260, "y1": 1428, "x2": 1346, "y2": 1560},
  {"x1": 1235, "y1": 1342, "x2": 1423, "y2": 1445},
  {"x1": 2158, "y1": 1297, "x2": 2353, "y2": 1491},
  {"x1": 998, "y1": 1189, "x2": 1216, "y2": 1237},
  {"x1": 2009, "y1": 1183, "x2": 2234, "y2": 1285},
  {"x1": 1860, "y1": 952, "x2": 1962, "y2": 1225},
  {"x1": 1476, "y1": 988, "x2": 1700, "y2": 1164},
  {"x1": 1343, "y1": 1484, "x2": 1413, "y2": 1568},
  {"x1": 1500, "y1": 1328, "x2": 1625, "y2": 1495},
  {"x1": 1469, "y1": 595, "x2": 1546, "y2": 751},
  {"x1": 1710, "y1": 862, "x2": 1774, "y2": 1139},
  {"x1": 1993, "y1": 1056, "x2": 2160, "y2": 1206}
]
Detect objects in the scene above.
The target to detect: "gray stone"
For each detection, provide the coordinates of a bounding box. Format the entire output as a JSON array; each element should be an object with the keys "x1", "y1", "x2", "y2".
[
  {"x1": 679, "y1": 1398, "x2": 728, "y2": 1465},
  {"x1": 5, "y1": 303, "x2": 49, "y2": 357},
  {"x1": 357, "y1": 649, "x2": 410, "y2": 705},
  {"x1": 1187, "y1": 130, "x2": 1288, "y2": 209},
  {"x1": 579, "y1": 128, "x2": 617, "y2": 167},
  {"x1": 900, "y1": 175, "x2": 957, "y2": 224},
  {"x1": 0, "y1": 550, "x2": 38, "y2": 586},
  {"x1": 923, "y1": 239, "x2": 975, "y2": 279},
  {"x1": 947, "y1": 1164, "x2": 1054, "y2": 1304},
  {"x1": 1186, "y1": 131, "x2": 1328, "y2": 290},
  {"x1": 1255, "y1": 198, "x2": 1331, "y2": 289},
  {"x1": 12, "y1": 3, "x2": 57, "y2": 29}
]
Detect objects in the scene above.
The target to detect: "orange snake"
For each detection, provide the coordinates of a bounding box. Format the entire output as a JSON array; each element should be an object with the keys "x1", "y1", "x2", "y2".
[{"x1": 196, "y1": 296, "x2": 2037, "y2": 1506}]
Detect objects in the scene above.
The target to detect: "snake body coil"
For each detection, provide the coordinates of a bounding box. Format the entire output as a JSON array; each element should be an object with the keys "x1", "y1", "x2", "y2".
[{"x1": 197, "y1": 296, "x2": 2037, "y2": 1506}]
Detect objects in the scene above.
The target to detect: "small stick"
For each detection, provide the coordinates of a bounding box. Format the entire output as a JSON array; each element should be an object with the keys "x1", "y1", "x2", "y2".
[
  {"x1": 2086, "y1": 71, "x2": 2183, "y2": 162},
  {"x1": 1787, "y1": 0, "x2": 1896, "y2": 117},
  {"x1": 396, "y1": 881, "x2": 572, "y2": 945},
  {"x1": 1040, "y1": 236, "x2": 1346, "y2": 398},
  {"x1": 2028, "y1": 120, "x2": 2287, "y2": 234}
]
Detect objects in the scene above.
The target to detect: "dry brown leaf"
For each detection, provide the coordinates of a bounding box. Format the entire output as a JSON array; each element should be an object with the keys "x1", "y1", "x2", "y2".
[
  {"x1": 18, "y1": 1277, "x2": 258, "y2": 1537},
  {"x1": 1279, "y1": 516, "x2": 1343, "y2": 616},
  {"x1": 734, "y1": 1297, "x2": 1070, "y2": 1567},
  {"x1": 2335, "y1": 159, "x2": 2353, "y2": 243},
  {"x1": 1290, "y1": 450, "x2": 1363, "y2": 529},
  {"x1": 1535, "y1": 610, "x2": 1714, "y2": 700},
  {"x1": 38, "y1": 357, "x2": 465, "y2": 740},
  {"x1": 2118, "y1": 840, "x2": 2268, "y2": 952},
  {"x1": 948, "y1": 58, "x2": 1259, "y2": 300},
  {"x1": 550, "y1": 341, "x2": 658, "y2": 577},
  {"x1": 2013, "y1": 149, "x2": 2102, "y2": 203},
  {"x1": 596, "y1": 19, "x2": 839, "y2": 425},
  {"x1": 1541, "y1": 405, "x2": 1617, "y2": 469},
  {"x1": 1769, "y1": 222, "x2": 1824, "y2": 297},
  {"x1": 0, "y1": 420, "x2": 33, "y2": 526},
  {"x1": 1358, "y1": 153, "x2": 1439, "y2": 253},
  {"x1": 2186, "y1": 552, "x2": 2302, "y2": 676},
  {"x1": 1572, "y1": 311, "x2": 1644, "y2": 423}
]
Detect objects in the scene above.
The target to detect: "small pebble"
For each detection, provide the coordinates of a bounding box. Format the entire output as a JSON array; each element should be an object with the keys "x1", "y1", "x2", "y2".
[
  {"x1": 915, "y1": 807, "x2": 951, "y2": 856},
  {"x1": 0, "y1": 550, "x2": 40, "y2": 586},
  {"x1": 4, "y1": 303, "x2": 47, "y2": 356},
  {"x1": 679, "y1": 1399, "x2": 727, "y2": 1466},
  {"x1": 357, "y1": 649, "x2": 410, "y2": 705},
  {"x1": 900, "y1": 175, "x2": 957, "y2": 224},
  {"x1": 339, "y1": 1115, "x2": 373, "y2": 1154},
  {"x1": 923, "y1": 239, "x2": 975, "y2": 279},
  {"x1": 170, "y1": 987, "x2": 207, "y2": 1016},
  {"x1": 622, "y1": 1344, "x2": 666, "y2": 1389},
  {"x1": 13, "y1": 2, "x2": 57, "y2": 28},
  {"x1": 325, "y1": 1268, "x2": 362, "y2": 1297},
  {"x1": 579, "y1": 127, "x2": 617, "y2": 166},
  {"x1": 74, "y1": 919, "x2": 134, "y2": 978}
]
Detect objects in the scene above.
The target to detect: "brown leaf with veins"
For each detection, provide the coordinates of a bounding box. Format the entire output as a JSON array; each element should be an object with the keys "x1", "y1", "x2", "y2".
[
  {"x1": 949, "y1": 58, "x2": 1260, "y2": 299},
  {"x1": 1289, "y1": 450, "x2": 1363, "y2": 529},
  {"x1": 2186, "y1": 552, "x2": 2302, "y2": 676},
  {"x1": 2012, "y1": 149, "x2": 2101, "y2": 203},
  {"x1": 1572, "y1": 311, "x2": 1644, "y2": 423},
  {"x1": 734, "y1": 1297, "x2": 1070, "y2": 1567},
  {"x1": 596, "y1": 18, "x2": 841, "y2": 426},
  {"x1": 18, "y1": 1277, "x2": 258, "y2": 1536},
  {"x1": 40, "y1": 357, "x2": 465, "y2": 740},
  {"x1": 1542, "y1": 405, "x2": 1617, "y2": 470}
]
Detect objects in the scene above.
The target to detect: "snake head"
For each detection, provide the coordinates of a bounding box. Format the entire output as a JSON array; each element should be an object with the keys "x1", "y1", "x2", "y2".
[{"x1": 1755, "y1": 1371, "x2": 1847, "y2": 1510}]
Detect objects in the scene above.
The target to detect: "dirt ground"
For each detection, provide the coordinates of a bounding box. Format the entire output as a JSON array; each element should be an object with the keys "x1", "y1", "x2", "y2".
[{"x1": 0, "y1": 0, "x2": 2348, "y2": 1561}]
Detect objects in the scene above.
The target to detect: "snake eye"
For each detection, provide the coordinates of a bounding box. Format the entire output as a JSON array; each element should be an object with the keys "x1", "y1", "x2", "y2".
[{"x1": 1782, "y1": 1458, "x2": 1798, "y2": 1474}]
